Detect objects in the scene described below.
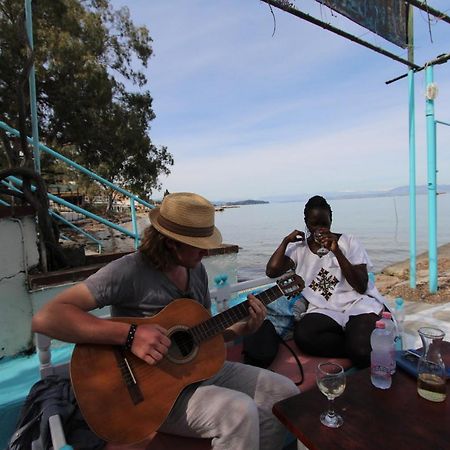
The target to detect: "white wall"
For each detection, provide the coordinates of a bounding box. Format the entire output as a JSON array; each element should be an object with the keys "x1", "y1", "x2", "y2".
[{"x1": 0, "y1": 216, "x2": 39, "y2": 357}]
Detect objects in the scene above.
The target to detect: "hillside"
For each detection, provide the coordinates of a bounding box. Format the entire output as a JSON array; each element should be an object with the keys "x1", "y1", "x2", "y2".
[
  {"x1": 217, "y1": 199, "x2": 269, "y2": 206},
  {"x1": 261, "y1": 185, "x2": 450, "y2": 203}
]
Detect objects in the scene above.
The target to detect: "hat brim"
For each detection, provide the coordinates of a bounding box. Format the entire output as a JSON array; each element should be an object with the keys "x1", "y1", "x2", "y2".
[{"x1": 149, "y1": 207, "x2": 222, "y2": 250}]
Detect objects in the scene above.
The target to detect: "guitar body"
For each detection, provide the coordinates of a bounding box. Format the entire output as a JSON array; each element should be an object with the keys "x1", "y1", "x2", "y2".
[{"x1": 70, "y1": 299, "x2": 226, "y2": 444}]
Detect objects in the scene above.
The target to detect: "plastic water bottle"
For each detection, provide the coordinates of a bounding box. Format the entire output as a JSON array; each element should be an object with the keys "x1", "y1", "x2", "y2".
[
  {"x1": 370, "y1": 321, "x2": 392, "y2": 389},
  {"x1": 213, "y1": 273, "x2": 229, "y2": 313},
  {"x1": 291, "y1": 294, "x2": 308, "y2": 321},
  {"x1": 380, "y1": 311, "x2": 396, "y2": 374},
  {"x1": 394, "y1": 297, "x2": 405, "y2": 351}
]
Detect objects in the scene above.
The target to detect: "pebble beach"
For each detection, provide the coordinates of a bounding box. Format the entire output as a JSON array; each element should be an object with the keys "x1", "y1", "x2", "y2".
[{"x1": 376, "y1": 243, "x2": 450, "y2": 304}]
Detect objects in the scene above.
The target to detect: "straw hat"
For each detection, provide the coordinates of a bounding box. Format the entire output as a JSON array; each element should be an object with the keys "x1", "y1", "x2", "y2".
[{"x1": 149, "y1": 192, "x2": 222, "y2": 249}]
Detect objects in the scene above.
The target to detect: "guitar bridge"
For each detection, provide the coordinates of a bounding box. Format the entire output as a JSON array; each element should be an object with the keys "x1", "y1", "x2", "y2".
[{"x1": 114, "y1": 348, "x2": 144, "y2": 405}]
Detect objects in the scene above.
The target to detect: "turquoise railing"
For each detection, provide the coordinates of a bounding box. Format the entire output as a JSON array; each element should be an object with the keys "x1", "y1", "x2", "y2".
[
  {"x1": 0, "y1": 120, "x2": 155, "y2": 250},
  {"x1": 6, "y1": 175, "x2": 142, "y2": 242},
  {"x1": 1, "y1": 179, "x2": 103, "y2": 251}
]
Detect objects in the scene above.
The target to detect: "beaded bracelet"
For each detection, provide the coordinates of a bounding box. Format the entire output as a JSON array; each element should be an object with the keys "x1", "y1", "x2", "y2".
[{"x1": 124, "y1": 323, "x2": 138, "y2": 350}]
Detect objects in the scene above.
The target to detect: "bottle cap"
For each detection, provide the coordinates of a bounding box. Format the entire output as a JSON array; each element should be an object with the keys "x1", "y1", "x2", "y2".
[
  {"x1": 375, "y1": 321, "x2": 385, "y2": 329},
  {"x1": 382, "y1": 311, "x2": 392, "y2": 319},
  {"x1": 395, "y1": 297, "x2": 404, "y2": 306}
]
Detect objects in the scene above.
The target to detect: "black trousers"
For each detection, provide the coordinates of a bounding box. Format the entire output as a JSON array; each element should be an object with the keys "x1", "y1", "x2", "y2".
[{"x1": 293, "y1": 312, "x2": 379, "y2": 368}]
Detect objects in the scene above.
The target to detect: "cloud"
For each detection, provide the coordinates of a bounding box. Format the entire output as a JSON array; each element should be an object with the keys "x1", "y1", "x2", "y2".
[
  {"x1": 111, "y1": 0, "x2": 450, "y2": 200},
  {"x1": 157, "y1": 80, "x2": 450, "y2": 201}
]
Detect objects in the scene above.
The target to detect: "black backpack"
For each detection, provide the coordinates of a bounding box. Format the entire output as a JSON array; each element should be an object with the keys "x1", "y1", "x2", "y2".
[{"x1": 8, "y1": 375, "x2": 104, "y2": 450}]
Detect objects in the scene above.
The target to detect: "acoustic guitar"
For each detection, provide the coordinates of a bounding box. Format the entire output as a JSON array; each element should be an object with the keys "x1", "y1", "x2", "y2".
[{"x1": 70, "y1": 273, "x2": 303, "y2": 444}]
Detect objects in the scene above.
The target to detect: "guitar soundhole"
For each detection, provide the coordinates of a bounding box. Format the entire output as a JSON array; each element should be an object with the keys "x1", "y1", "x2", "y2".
[{"x1": 166, "y1": 326, "x2": 198, "y2": 364}]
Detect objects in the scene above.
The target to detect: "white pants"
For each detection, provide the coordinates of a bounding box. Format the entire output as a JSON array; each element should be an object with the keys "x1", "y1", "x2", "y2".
[{"x1": 159, "y1": 361, "x2": 298, "y2": 450}]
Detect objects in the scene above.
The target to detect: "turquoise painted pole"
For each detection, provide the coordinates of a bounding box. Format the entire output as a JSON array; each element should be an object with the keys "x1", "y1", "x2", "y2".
[
  {"x1": 25, "y1": 0, "x2": 41, "y2": 174},
  {"x1": 407, "y1": 5, "x2": 416, "y2": 289},
  {"x1": 130, "y1": 197, "x2": 139, "y2": 250},
  {"x1": 408, "y1": 70, "x2": 416, "y2": 288},
  {"x1": 425, "y1": 65, "x2": 438, "y2": 293}
]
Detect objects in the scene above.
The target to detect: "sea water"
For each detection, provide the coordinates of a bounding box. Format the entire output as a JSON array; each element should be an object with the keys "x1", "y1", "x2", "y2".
[
  {"x1": 134, "y1": 194, "x2": 450, "y2": 280},
  {"x1": 214, "y1": 194, "x2": 450, "y2": 279}
]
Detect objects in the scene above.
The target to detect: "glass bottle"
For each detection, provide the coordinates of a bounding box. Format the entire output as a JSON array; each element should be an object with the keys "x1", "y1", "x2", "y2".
[{"x1": 417, "y1": 327, "x2": 447, "y2": 402}]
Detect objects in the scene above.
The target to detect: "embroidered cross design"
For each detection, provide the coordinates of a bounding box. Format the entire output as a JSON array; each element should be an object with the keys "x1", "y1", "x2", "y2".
[{"x1": 309, "y1": 268, "x2": 338, "y2": 300}]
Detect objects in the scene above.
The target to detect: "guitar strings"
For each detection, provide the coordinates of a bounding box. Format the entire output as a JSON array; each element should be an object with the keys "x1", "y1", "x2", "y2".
[
  {"x1": 157, "y1": 283, "x2": 289, "y2": 350},
  {"x1": 125, "y1": 281, "x2": 297, "y2": 382}
]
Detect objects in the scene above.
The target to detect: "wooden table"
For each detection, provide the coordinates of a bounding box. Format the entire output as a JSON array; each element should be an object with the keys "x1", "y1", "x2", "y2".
[{"x1": 273, "y1": 366, "x2": 449, "y2": 450}]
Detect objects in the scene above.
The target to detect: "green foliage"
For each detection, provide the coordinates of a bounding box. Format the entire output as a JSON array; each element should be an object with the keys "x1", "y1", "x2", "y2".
[{"x1": 0, "y1": 0, "x2": 173, "y2": 200}]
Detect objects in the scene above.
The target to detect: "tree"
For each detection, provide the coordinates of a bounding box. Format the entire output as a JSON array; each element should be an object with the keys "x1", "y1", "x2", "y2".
[{"x1": 0, "y1": 0, "x2": 173, "y2": 205}]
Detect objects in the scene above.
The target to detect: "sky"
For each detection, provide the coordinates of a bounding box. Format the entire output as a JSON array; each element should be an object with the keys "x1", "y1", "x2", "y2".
[{"x1": 111, "y1": 0, "x2": 450, "y2": 202}]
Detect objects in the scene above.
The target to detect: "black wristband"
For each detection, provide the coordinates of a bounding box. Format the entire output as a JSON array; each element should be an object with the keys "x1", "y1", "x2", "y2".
[{"x1": 124, "y1": 323, "x2": 137, "y2": 350}]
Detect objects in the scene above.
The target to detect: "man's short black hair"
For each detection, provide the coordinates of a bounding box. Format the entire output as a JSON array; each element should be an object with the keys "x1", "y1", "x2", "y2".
[{"x1": 304, "y1": 195, "x2": 332, "y2": 221}]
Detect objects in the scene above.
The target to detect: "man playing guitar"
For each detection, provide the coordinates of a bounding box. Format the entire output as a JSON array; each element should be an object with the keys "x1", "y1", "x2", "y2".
[{"x1": 32, "y1": 192, "x2": 300, "y2": 450}]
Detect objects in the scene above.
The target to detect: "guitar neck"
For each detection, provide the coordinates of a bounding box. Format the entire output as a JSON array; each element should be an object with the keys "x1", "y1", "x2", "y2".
[{"x1": 190, "y1": 284, "x2": 284, "y2": 344}]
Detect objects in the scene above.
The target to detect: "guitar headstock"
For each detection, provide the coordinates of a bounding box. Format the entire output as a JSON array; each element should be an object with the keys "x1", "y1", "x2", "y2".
[{"x1": 276, "y1": 271, "x2": 305, "y2": 298}]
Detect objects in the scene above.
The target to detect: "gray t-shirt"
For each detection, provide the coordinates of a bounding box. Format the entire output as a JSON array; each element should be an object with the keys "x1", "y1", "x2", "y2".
[{"x1": 84, "y1": 251, "x2": 211, "y2": 317}]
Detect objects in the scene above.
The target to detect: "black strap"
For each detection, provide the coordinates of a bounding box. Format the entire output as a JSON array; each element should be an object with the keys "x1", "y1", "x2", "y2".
[
  {"x1": 277, "y1": 335, "x2": 304, "y2": 386},
  {"x1": 241, "y1": 319, "x2": 304, "y2": 386},
  {"x1": 8, "y1": 412, "x2": 42, "y2": 448}
]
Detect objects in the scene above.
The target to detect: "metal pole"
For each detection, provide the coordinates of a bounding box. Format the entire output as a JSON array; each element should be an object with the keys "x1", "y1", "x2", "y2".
[
  {"x1": 130, "y1": 197, "x2": 139, "y2": 250},
  {"x1": 24, "y1": 0, "x2": 41, "y2": 174},
  {"x1": 408, "y1": 70, "x2": 417, "y2": 288},
  {"x1": 406, "y1": 0, "x2": 450, "y2": 25},
  {"x1": 425, "y1": 65, "x2": 438, "y2": 293},
  {"x1": 407, "y1": 6, "x2": 416, "y2": 289},
  {"x1": 260, "y1": 0, "x2": 420, "y2": 69}
]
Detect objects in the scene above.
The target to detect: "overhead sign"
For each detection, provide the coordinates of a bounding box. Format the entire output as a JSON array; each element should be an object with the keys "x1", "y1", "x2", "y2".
[{"x1": 316, "y1": 0, "x2": 408, "y2": 48}]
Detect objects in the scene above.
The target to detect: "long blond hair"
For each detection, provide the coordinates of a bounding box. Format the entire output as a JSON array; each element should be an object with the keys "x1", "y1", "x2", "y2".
[{"x1": 139, "y1": 226, "x2": 177, "y2": 271}]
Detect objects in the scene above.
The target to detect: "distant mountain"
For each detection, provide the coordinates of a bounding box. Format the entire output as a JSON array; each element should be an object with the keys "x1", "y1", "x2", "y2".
[
  {"x1": 388, "y1": 185, "x2": 450, "y2": 196},
  {"x1": 260, "y1": 185, "x2": 450, "y2": 203}
]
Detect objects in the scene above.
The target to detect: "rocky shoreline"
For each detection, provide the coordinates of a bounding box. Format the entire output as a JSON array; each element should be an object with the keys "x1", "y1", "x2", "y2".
[{"x1": 376, "y1": 243, "x2": 450, "y2": 304}]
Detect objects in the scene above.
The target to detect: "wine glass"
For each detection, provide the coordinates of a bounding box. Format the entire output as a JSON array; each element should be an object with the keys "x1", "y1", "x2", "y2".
[
  {"x1": 314, "y1": 229, "x2": 329, "y2": 256},
  {"x1": 316, "y1": 362, "x2": 346, "y2": 428}
]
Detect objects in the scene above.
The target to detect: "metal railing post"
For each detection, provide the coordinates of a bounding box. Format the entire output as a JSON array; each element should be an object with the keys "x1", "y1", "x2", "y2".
[
  {"x1": 130, "y1": 198, "x2": 139, "y2": 250},
  {"x1": 408, "y1": 69, "x2": 417, "y2": 289},
  {"x1": 425, "y1": 65, "x2": 438, "y2": 293},
  {"x1": 25, "y1": 0, "x2": 40, "y2": 174}
]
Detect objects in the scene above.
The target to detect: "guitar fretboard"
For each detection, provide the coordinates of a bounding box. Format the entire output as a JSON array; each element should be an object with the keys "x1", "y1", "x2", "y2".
[{"x1": 189, "y1": 284, "x2": 284, "y2": 344}]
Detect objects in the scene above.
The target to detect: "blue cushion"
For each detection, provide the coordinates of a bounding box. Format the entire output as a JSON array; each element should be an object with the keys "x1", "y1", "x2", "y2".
[{"x1": 0, "y1": 345, "x2": 73, "y2": 449}]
